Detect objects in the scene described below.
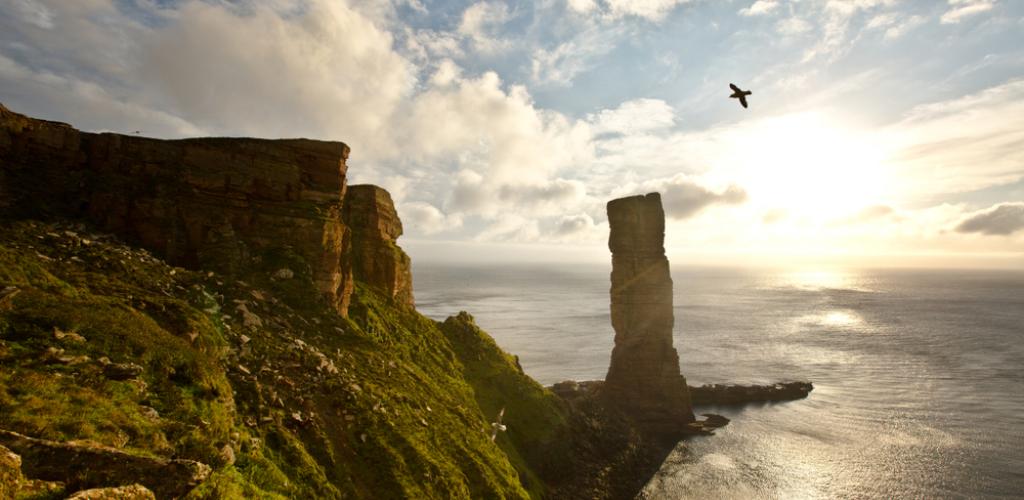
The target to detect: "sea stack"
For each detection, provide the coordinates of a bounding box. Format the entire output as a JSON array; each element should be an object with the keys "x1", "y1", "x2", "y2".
[{"x1": 604, "y1": 193, "x2": 694, "y2": 432}]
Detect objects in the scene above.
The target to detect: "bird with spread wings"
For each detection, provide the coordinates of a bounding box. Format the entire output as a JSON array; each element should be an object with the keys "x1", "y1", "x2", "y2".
[{"x1": 729, "y1": 83, "x2": 752, "y2": 109}]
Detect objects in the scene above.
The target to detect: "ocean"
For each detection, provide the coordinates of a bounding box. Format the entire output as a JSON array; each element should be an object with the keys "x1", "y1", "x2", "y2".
[{"x1": 413, "y1": 263, "x2": 1024, "y2": 499}]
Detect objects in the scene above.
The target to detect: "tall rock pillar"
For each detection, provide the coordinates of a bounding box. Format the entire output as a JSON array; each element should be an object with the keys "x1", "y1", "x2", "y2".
[{"x1": 604, "y1": 193, "x2": 694, "y2": 431}]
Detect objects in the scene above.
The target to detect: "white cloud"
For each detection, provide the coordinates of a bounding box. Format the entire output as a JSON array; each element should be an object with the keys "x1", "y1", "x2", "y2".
[
  {"x1": 739, "y1": 1, "x2": 779, "y2": 17},
  {"x1": 458, "y1": 1, "x2": 511, "y2": 53},
  {"x1": 566, "y1": 0, "x2": 693, "y2": 22},
  {"x1": 399, "y1": 201, "x2": 463, "y2": 235},
  {"x1": 590, "y1": 98, "x2": 676, "y2": 135},
  {"x1": 866, "y1": 12, "x2": 926, "y2": 39},
  {"x1": 941, "y1": 0, "x2": 995, "y2": 24},
  {"x1": 139, "y1": 0, "x2": 413, "y2": 156},
  {"x1": 530, "y1": 26, "x2": 621, "y2": 87},
  {"x1": 880, "y1": 79, "x2": 1024, "y2": 197},
  {"x1": 777, "y1": 17, "x2": 813, "y2": 36}
]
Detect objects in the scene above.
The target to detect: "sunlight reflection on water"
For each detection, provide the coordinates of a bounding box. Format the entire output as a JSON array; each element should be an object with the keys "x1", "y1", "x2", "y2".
[{"x1": 414, "y1": 264, "x2": 1024, "y2": 498}]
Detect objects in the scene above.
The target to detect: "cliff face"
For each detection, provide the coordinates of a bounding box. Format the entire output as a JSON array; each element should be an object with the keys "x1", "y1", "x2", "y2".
[
  {"x1": 343, "y1": 185, "x2": 414, "y2": 307},
  {"x1": 0, "y1": 104, "x2": 567, "y2": 499},
  {"x1": 0, "y1": 103, "x2": 358, "y2": 314},
  {"x1": 604, "y1": 193, "x2": 694, "y2": 432}
]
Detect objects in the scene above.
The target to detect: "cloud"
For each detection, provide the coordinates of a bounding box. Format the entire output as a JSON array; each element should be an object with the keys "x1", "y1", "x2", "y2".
[
  {"x1": 590, "y1": 98, "x2": 675, "y2": 135},
  {"x1": 739, "y1": 1, "x2": 779, "y2": 17},
  {"x1": 866, "y1": 13, "x2": 926, "y2": 39},
  {"x1": 776, "y1": 17, "x2": 813, "y2": 36},
  {"x1": 956, "y1": 203, "x2": 1024, "y2": 235},
  {"x1": 762, "y1": 208, "x2": 787, "y2": 224},
  {"x1": 499, "y1": 179, "x2": 586, "y2": 207},
  {"x1": 475, "y1": 214, "x2": 541, "y2": 242},
  {"x1": 566, "y1": 0, "x2": 694, "y2": 22},
  {"x1": 941, "y1": 0, "x2": 995, "y2": 24},
  {"x1": 881, "y1": 79, "x2": 1024, "y2": 196},
  {"x1": 530, "y1": 26, "x2": 622, "y2": 87},
  {"x1": 551, "y1": 213, "x2": 601, "y2": 239},
  {"x1": 627, "y1": 175, "x2": 748, "y2": 220},
  {"x1": 399, "y1": 201, "x2": 463, "y2": 235},
  {"x1": 458, "y1": 1, "x2": 511, "y2": 53},
  {"x1": 855, "y1": 204, "x2": 896, "y2": 220},
  {"x1": 139, "y1": 0, "x2": 413, "y2": 155}
]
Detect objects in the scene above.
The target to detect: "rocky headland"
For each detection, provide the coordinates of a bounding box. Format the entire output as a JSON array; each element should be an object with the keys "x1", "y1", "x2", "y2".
[{"x1": 0, "y1": 104, "x2": 811, "y2": 499}]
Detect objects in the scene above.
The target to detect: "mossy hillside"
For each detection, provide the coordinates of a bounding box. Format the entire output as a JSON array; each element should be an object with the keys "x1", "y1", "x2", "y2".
[
  {"x1": 0, "y1": 219, "x2": 564, "y2": 498},
  {"x1": 438, "y1": 313, "x2": 571, "y2": 497}
]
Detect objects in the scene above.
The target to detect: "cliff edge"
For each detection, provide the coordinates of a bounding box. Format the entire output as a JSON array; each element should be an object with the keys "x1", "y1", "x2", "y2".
[{"x1": 0, "y1": 104, "x2": 567, "y2": 498}]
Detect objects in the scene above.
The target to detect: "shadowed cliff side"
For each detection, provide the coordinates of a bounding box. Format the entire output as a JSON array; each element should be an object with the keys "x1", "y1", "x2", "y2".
[{"x1": 343, "y1": 185, "x2": 414, "y2": 308}]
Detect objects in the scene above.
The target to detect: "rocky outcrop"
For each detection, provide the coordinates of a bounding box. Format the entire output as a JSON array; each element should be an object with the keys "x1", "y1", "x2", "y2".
[
  {"x1": 689, "y1": 382, "x2": 814, "y2": 406},
  {"x1": 343, "y1": 185, "x2": 414, "y2": 306},
  {"x1": 0, "y1": 103, "x2": 356, "y2": 314},
  {"x1": 603, "y1": 193, "x2": 694, "y2": 433},
  {"x1": 0, "y1": 429, "x2": 209, "y2": 499}
]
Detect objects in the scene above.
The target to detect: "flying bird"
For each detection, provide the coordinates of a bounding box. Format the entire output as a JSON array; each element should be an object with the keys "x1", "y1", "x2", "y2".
[
  {"x1": 729, "y1": 83, "x2": 752, "y2": 109},
  {"x1": 490, "y1": 407, "x2": 507, "y2": 442}
]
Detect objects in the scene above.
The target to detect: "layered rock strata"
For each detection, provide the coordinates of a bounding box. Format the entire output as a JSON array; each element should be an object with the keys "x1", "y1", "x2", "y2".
[
  {"x1": 0, "y1": 103, "x2": 410, "y2": 314},
  {"x1": 603, "y1": 193, "x2": 694, "y2": 432},
  {"x1": 342, "y1": 185, "x2": 414, "y2": 306}
]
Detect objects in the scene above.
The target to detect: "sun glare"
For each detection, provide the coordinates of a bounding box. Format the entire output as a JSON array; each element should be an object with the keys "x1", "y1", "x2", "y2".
[{"x1": 730, "y1": 113, "x2": 891, "y2": 220}]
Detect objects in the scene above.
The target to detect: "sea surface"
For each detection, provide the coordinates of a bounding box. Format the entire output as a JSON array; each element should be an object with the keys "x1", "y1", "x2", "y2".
[{"x1": 413, "y1": 263, "x2": 1024, "y2": 499}]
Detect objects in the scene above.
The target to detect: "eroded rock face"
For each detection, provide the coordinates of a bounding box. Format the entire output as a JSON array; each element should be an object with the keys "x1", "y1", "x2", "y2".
[
  {"x1": 343, "y1": 185, "x2": 413, "y2": 306},
  {"x1": 0, "y1": 104, "x2": 361, "y2": 313},
  {"x1": 0, "y1": 429, "x2": 209, "y2": 499},
  {"x1": 604, "y1": 193, "x2": 694, "y2": 432}
]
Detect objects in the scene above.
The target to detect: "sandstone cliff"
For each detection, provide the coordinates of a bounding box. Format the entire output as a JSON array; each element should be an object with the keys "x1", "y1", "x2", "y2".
[
  {"x1": 604, "y1": 193, "x2": 694, "y2": 432},
  {"x1": 343, "y1": 185, "x2": 414, "y2": 307},
  {"x1": 0, "y1": 104, "x2": 564, "y2": 498},
  {"x1": 0, "y1": 103, "x2": 378, "y2": 314}
]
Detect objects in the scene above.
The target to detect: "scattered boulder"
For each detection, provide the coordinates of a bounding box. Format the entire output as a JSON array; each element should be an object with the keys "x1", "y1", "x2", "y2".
[
  {"x1": 66, "y1": 484, "x2": 155, "y2": 500},
  {"x1": 99, "y1": 360, "x2": 144, "y2": 381},
  {"x1": 0, "y1": 444, "x2": 22, "y2": 498},
  {"x1": 700, "y1": 413, "x2": 730, "y2": 428},
  {"x1": 54, "y1": 327, "x2": 87, "y2": 343},
  {"x1": 0, "y1": 429, "x2": 210, "y2": 499}
]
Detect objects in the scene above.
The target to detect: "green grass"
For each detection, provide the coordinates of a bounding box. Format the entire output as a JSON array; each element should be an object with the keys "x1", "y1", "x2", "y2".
[{"x1": 0, "y1": 220, "x2": 568, "y2": 498}]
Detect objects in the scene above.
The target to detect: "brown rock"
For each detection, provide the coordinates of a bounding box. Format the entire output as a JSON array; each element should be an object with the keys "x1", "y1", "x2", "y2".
[
  {"x1": 342, "y1": 185, "x2": 414, "y2": 306},
  {"x1": 0, "y1": 444, "x2": 23, "y2": 498},
  {"x1": 66, "y1": 484, "x2": 155, "y2": 500},
  {"x1": 0, "y1": 103, "x2": 355, "y2": 315},
  {"x1": 603, "y1": 193, "x2": 694, "y2": 433},
  {"x1": 0, "y1": 429, "x2": 210, "y2": 499}
]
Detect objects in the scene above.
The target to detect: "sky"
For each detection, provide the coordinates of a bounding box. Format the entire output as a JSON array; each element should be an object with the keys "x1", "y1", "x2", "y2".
[{"x1": 1, "y1": 0, "x2": 1022, "y2": 268}]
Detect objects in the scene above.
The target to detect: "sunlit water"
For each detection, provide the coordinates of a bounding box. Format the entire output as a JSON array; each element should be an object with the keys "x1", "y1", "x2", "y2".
[{"x1": 414, "y1": 263, "x2": 1024, "y2": 498}]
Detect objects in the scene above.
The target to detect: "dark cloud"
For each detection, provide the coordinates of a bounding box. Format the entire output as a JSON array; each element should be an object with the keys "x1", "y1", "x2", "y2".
[
  {"x1": 656, "y1": 178, "x2": 747, "y2": 220},
  {"x1": 956, "y1": 202, "x2": 1024, "y2": 235}
]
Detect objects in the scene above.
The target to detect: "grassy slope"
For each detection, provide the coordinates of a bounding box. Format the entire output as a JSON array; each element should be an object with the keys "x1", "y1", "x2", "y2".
[{"x1": 0, "y1": 219, "x2": 568, "y2": 498}]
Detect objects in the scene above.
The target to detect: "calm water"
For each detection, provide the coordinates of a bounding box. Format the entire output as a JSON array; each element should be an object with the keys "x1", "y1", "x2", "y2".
[{"x1": 413, "y1": 263, "x2": 1024, "y2": 499}]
